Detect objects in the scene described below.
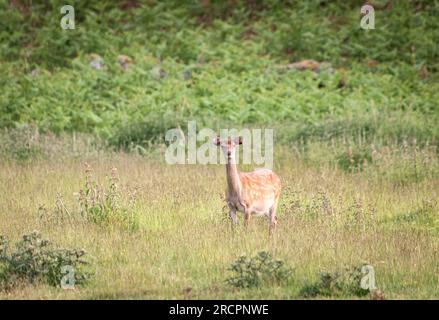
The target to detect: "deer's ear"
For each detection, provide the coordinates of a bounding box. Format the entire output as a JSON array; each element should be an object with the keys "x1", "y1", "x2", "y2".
[
  {"x1": 213, "y1": 136, "x2": 221, "y2": 146},
  {"x1": 234, "y1": 136, "x2": 243, "y2": 145}
]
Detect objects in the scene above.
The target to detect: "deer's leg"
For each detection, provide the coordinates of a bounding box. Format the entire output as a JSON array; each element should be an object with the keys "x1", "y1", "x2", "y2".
[
  {"x1": 229, "y1": 207, "x2": 238, "y2": 231},
  {"x1": 244, "y1": 208, "x2": 251, "y2": 229},
  {"x1": 269, "y1": 197, "x2": 279, "y2": 238}
]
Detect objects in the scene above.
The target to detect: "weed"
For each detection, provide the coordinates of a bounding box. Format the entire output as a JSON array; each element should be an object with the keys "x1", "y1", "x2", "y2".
[
  {"x1": 38, "y1": 193, "x2": 72, "y2": 226},
  {"x1": 0, "y1": 232, "x2": 91, "y2": 291},
  {"x1": 77, "y1": 164, "x2": 139, "y2": 231},
  {"x1": 299, "y1": 265, "x2": 371, "y2": 298},
  {"x1": 226, "y1": 251, "x2": 293, "y2": 289}
]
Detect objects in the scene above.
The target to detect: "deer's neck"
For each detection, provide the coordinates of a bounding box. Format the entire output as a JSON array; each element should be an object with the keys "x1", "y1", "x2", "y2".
[{"x1": 226, "y1": 161, "x2": 242, "y2": 197}]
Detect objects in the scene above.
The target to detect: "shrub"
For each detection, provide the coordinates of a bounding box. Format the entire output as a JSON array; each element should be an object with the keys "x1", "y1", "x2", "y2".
[
  {"x1": 0, "y1": 231, "x2": 91, "y2": 290},
  {"x1": 226, "y1": 251, "x2": 293, "y2": 289},
  {"x1": 299, "y1": 265, "x2": 370, "y2": 298}
]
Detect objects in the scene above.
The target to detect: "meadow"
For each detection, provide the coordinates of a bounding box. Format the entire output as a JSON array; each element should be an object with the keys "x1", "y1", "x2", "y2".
[
  {"x1": 0, "y1": 0, "x2": 439, "y2": 299},
  {"x1": 0, "y1": 136, "x2": 438, "y2": 299}
]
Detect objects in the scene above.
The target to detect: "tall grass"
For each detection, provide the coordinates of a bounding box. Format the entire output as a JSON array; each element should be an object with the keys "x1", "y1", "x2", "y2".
[{"x1": 0, "y1": 143, "x2": 438, "y2": 299}]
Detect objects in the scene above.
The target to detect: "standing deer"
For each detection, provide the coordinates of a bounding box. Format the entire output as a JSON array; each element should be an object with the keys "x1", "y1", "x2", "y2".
[{"x1": 214, "y1": 136, "x2": 282, "y2": 237}]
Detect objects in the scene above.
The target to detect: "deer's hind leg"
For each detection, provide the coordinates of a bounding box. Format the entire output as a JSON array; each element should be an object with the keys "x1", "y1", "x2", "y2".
[
  {"x1": 268, "y1": 196, "x2": 279, "y2": 237},
  {"x1": 244, "y1": 207, "x2": 251, "y2": 230}
]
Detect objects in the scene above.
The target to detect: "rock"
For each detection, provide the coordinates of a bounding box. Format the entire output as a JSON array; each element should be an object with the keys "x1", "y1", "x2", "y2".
[
  {"x1": 118, "y1": 54, "x2": 133, "y2": 71},
  {"x1": 30, "y1": 68, "x2": 40, "y2": 77},
  {"x1": 152, "y1": 66, "x2": 167, "y2": 79},
  {"x1": 280, "y1": 59, "x2": 333, "y2": 73},
  {"x1": 89, "y1": 54, "x2": 104, "y2": 70},
  {"x1": 183, "y1": 70, "x2": 191, "y2": 80}
]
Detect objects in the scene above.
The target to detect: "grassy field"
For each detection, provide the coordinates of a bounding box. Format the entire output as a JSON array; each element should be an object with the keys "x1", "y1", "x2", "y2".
[
  {"x1": 1, "y1": 1, "x2": 439, "y2": 299},
  {"x1": 0, "y1": 143, "x2": 438, "y2": 299}
]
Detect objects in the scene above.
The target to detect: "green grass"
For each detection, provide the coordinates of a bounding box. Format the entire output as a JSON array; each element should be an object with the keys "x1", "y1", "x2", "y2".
[{"x1": 0, "y1": 148, "x2": 438, "y2": 299}]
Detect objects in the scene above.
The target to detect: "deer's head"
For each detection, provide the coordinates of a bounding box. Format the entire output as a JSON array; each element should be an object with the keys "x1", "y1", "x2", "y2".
[{"x1": 213, "y1": 136, "x2": 242, "y2": 162}]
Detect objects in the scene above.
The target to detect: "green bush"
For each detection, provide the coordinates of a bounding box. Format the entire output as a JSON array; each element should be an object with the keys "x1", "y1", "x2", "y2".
[
  {"x1": 0, "y1": 231, "x2": 91, "y2": 290},
  {"x1": 226, "y1": 251, "x2": 293, "y2": 288},
  {"x1": 299, "y1": 265, "x2": 370, "y2": 298}
]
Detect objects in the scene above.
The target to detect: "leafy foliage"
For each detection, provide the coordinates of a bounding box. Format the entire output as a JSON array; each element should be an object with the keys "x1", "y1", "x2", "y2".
[
  {"x1": 299, "y1": 265, "x2": 371, "y2": 298},
  {"x1": 0, "y1": 1, "x2": 438, "y2": 150},
  {"x1": 0, "y1": 231, "x2": 91, "y2": 290},
  {"x1": 226, "y1": 251, "x2": 293, "y2": 288}
]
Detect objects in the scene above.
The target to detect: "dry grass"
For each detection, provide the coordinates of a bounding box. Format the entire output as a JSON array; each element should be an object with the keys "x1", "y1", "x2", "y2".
[{"x1": 0, "y1": 149, "x2": 438, "y2": 299}]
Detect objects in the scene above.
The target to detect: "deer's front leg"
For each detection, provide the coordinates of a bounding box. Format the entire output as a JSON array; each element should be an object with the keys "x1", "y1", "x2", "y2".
[{"x1": 229, "y1": 206, "x2": 238, "y2": 231}]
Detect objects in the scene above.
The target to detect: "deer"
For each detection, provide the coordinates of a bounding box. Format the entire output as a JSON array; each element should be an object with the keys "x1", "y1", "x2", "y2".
[{"x1": 214, "y1": 136, "x2": 282, "y2": 237}]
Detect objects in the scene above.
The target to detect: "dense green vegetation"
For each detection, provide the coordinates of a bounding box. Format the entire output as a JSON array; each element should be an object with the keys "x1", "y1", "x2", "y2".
[
  {"x1": 1, "y1": 1, "x2": 439, "y2": 300},
  {"x1": 1, "y1": 0, "x2": 438, "y2": 149}
]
